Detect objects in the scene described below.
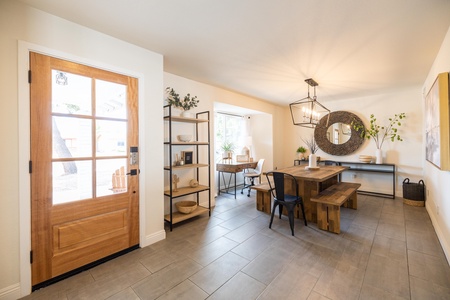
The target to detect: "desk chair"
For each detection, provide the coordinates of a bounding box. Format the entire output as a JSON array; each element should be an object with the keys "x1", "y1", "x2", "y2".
[
  {"x1": 241, "y1": 159, "x2": 265, "y2": 197},
  {"x1": 266, "y1": 171, "x2": 307, "y2": 236}
]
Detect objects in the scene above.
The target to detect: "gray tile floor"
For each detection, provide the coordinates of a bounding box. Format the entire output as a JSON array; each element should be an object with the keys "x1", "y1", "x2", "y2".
[{"x1": 23, "y1": 192, "x2": 450, "y2": 300}]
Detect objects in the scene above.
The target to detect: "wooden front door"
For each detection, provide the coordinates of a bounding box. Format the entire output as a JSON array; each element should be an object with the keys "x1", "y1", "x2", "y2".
[{"x1": 30, "y1": 52, "x2": 139, "y2": 286}]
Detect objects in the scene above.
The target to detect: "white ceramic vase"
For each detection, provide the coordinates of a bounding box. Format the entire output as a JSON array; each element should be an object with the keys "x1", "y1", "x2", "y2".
[
  {"x1": 309, "y1": 154, "x2": 317, "y2": 168},
  {"x1": 181, "y1": 110, "x2": 193, "y2": 118},
  {"x1": 375, "y1": 149, "x2": 382, "y2": 164}
]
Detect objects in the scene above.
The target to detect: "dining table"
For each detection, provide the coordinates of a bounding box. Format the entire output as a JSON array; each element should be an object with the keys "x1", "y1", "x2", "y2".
[{"x1": 271, "y1": 165, "x2": 347, "y2": 223}]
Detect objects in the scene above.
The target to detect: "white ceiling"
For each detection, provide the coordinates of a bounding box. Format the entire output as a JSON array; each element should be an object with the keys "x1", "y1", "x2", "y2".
[{"x1": 20, "y1": 0, "x2": 450, "y2": 105}]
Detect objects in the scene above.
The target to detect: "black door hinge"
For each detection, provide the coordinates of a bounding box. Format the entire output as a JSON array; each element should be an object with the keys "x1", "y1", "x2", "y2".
[
  {"x1": 29, "y1": 161, "x2": 32, "y2": 174},
  {"x1": 28, "y1": 70, "x2": 32, "y2": 84},
  {"x1": 30, "y1": 250, "x2": 33, "y2": 264}
]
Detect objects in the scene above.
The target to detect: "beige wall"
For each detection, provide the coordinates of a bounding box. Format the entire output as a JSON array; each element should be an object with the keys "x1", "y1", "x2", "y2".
[
  {"x1": 423, "y1": 25, "x2": 450, "y2": 262},
  {"x1": 1, "y1": 1, "x2": 164, "y2": 297}
]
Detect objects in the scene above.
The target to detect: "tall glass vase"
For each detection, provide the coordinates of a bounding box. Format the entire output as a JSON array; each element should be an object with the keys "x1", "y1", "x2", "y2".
[{"x1": 375, "y1": 149, "x2": 382, "y2": 164}]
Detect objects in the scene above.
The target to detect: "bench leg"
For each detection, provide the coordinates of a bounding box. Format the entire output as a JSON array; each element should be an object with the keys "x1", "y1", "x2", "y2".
[
  {"x1": 256, "y1": 191, "x2": 271, "y2": 214},
  {"x1": 316, "y1": 203, "x2": 328, "y2": 231},
  {"x1": 316, "y1": 203, "x2": 341, "y2": 234},
  {"x1": 328, "y1": 205, "x2": 341, "y2": 234},
  {"x1": 343, "y1": 191, "x2": 358, "y2": 209}
]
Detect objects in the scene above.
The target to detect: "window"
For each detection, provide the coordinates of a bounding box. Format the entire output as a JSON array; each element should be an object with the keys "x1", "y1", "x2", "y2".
[{"x1": 214, "y1": 112, "x2": 246, "y2": 158}]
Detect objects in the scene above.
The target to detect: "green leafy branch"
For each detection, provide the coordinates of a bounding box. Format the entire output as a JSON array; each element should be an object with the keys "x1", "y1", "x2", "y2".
[
  {"x1": 352, "y1": 113, "x2": 406, "y2": 149},
  {"x1": 165, "y1": 87, "x2": 199, "y2": 111}
]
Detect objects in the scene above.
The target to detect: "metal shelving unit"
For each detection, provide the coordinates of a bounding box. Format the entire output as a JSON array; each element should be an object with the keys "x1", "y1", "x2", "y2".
[{"x1": 163, "y1": 106, "x2": 211, "y2": 230}]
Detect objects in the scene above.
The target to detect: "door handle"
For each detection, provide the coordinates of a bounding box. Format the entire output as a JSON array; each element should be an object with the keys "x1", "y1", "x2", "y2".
[{"x1": 127, "y1": 169, "x2": 138, "y2": 176}]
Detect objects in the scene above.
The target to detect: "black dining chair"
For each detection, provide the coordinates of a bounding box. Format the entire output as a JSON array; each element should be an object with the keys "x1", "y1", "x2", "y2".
[
  {"x1": 266, "y1": 171, "x2": 307, "y2": 236},
  {"x1": 318, "y1": 160, "x2": 339, "y2": 166}
]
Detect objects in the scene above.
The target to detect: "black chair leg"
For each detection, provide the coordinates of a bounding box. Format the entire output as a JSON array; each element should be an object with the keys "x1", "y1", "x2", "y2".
[
  {"x1": 247, "y1": 177, "x2": 253, "y2": 197},
  {"x1": 241, "y1": 177, "x2": 247, "y2": 194},
  {"x1": 269, "y1": 202, "x2": 278, "y2": 229},
  {"x1": 300, "y1": 202, "x2": 307, "y2": 226},
  {"x1": 288, "y1": 209, "x2": 295, "y2": 236},
  {"x1": 278, "y1": 204, "x2": 283, "y2": 219}
]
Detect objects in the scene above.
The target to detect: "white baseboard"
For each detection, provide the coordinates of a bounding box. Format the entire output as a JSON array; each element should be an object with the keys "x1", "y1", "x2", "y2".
[
  {"x1": 140, "y1": 229, "x2": 166, "y2": 248},
  {"x1": 0, "y1": 283, "x2": 20, "y2": 300},
  {"x1": 426, "y1": 204, "x2": 450, "y2": 264}
]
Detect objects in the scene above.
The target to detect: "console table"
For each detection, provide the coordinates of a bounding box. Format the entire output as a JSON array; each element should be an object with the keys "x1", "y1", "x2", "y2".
[{"x1": 338, "y1": 161, "x2": 396, "y2": 199}]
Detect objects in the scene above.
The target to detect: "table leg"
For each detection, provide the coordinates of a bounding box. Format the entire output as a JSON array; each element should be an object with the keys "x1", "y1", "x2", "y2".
[
  {"x1": 218, "y1": 171, "x2": 237, "y2": 198},
  {"x1": 218, "y1": 171, "x2": 221, "y2": 195},
  {"x1": 234, "y1": 172, "x2": 237, "y2": 198}
]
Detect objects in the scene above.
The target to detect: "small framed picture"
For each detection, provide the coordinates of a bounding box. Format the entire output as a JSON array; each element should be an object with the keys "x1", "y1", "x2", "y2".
[{"x1": 182, "y1": 151, "x2": 193, "y2": 164}]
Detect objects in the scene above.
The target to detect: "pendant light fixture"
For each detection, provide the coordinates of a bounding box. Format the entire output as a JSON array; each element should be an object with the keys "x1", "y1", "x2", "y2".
[{"x1": 289, "y1": 78, "x2": 330, "y2": 128}]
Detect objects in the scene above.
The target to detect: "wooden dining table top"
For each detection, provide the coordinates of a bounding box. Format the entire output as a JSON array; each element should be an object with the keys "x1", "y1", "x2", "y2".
[{"x1": 273, "y1": 165, "x2": 347, "y2": 182}]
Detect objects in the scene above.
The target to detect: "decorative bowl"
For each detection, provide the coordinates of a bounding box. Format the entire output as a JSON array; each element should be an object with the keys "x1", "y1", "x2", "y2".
[
  {"x1": 176, "y1": 201, "x2": 197, "y2": 214},
  {"x1": 189, "y1": 179, "x2": 199, "y2": 187},
  {"x1": 359, "y1": 155, "x2": 372, "y2": 163},
  {"x1": 177, "y1": 135, "x2": 192, "y2": 142}
]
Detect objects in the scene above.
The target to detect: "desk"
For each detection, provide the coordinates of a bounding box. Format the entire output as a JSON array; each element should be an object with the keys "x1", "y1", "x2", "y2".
[
  {"x1": 273, "y1": 165, "x2": 347, "y2": 222},
  {"x1": 217, "y1": 161, "x2": 257, "y2": 198}
]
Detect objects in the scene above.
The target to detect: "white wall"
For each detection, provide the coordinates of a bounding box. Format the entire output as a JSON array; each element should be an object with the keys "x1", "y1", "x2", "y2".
[
  {"x1": 163, "y1": 72, "x2": 282, "y2": 207},
  {"x1": 283, "y1": 86, "x2": 423, "y2": 195},
  {"x1": 0, "y1": 1, "x2": 164, "y2": 297},
  {"x1": 423, "y1": 25, "x2": 450, "y2": 262},
  {"x1": 249, "y1": 114, "x2": 273, "y2": 181}
]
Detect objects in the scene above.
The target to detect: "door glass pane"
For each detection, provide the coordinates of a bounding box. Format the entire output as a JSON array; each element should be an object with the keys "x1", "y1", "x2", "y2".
[
  {"x1": 96, "y1": 120, "x2": 127, "y2": 156},
  {"x1": 52, "y1": 160, "x2": 92, "y2": 205},
  {"x1": 52, "y1": 116, "x2": 92, "y2": 158},
  {"x1": 52, "y1": 70, "x2": 92, "y2": 115},
  {"x1": 96, "y1": 159, "x2": 127, "y2": 197},
  {"x1": 96, "y1": 79, "x2": 127, "y2": 119}
]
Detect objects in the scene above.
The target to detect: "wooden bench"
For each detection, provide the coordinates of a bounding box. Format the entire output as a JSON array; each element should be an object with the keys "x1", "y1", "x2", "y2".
[
  {"x1": 310, "y1": 182, "x2": 361, "y2": 234},
  {"x1": 251, "y1": 183, "x2": 272, "y2": 214}
]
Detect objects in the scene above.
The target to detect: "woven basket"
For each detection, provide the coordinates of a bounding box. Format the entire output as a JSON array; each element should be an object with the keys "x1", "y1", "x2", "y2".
[
  {"x1": 176, "y1": 201, "x2": 197, "y2": 214},
  {"x1": 402, "y1": 178, "x2": 425, "y2": 206}
]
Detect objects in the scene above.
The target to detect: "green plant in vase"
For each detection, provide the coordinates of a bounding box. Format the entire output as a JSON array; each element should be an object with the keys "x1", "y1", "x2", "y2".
[
  {"x1": 165, "y1": 87, "x2": 199, "y2": 117},
  {"x1": 352, "y1": 113, "x2": 406, "y2": 164},
  {"x1": 221, "y1": 141, "x2": 235, "y2": 159},
  {"x1": 296, "y1": 146, "x2": 307, "y2": 160}
]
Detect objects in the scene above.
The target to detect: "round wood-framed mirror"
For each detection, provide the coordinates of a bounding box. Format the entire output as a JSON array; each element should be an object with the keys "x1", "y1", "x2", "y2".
[{"x1": 314, "y1": 111, "x2": 365, "y2": 156}]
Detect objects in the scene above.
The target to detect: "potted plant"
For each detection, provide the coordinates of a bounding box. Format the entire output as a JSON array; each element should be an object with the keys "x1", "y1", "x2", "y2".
[
  {"x1": 165, "y1": 87, "x2": 199, "y2": 117},
  {"x1": 221, "y1": 141, "x2": 235, "y2": 159},
  {"x1": 352, "y1": 113, "x2": 406, "y2": 164},
  {"x1": 302, "y1": 136, "x2": 319, "y2": 168},
  {"x1": 296, "y1": 146, "x2": 307, "y2": 160}
]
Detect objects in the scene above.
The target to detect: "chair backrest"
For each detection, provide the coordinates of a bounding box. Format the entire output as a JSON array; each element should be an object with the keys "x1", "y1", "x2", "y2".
[
  {"x1": 255, "y1": 158, "x2": 265, "y2": 174},
  {"x1": 266, "y1": 171, "x2": 298, "y2": 201},
  {"x1": 319, "y1": 160, "x2": 339, "y2": 166}
]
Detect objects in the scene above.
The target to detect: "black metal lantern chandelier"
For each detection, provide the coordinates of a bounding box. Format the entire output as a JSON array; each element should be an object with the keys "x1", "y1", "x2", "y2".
[{"x1": 289, "y1": 78, "x2": 330, "y2": 128}]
